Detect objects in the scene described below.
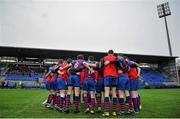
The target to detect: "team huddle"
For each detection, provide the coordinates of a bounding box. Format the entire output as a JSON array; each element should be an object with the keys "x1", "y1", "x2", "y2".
[{"x1": 44, "y1": 49, "x2": 141, "y2": 117}]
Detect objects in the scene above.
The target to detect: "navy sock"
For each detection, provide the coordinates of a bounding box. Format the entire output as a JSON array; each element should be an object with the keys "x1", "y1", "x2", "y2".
[
  {"x1": 132, "y1": 98, "x2": 138, "y2": 112},
  {"x1": 104, "y1": 97, "x2": 110, "y2": 112},
  {"x1": 112, "y1": 97, "x2": 117, "y2": 112},
  {"x1": 74, "y1": 96, "x2": 80, "y2": 110},
  {"x1": 119, "y1": 98, "x2": 125, "y2": 111}
]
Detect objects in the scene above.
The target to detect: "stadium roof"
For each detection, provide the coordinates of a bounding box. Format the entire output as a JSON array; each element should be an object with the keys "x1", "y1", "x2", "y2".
[{"x1": 0, "y1": 46, "x2": 177, "y2": 64}]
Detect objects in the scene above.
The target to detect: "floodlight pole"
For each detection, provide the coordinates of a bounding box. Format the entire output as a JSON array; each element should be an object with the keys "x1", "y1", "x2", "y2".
[
  {"x1": 162, "y1": 6, "x2": 172, "y2": 56},
  {"x1": 157, "y1": 2, "x2": 179, "y2": 84}
]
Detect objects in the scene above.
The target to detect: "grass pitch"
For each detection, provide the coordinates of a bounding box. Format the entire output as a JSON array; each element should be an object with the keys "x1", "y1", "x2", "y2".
[{"x1": 0, "y1": 88, "x2": 180, "y2": 118}]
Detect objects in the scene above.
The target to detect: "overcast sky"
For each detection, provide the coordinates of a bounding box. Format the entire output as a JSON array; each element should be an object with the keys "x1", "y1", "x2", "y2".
[{"x1": 0, "y1": 0, "x2": 179, "y2": 58}]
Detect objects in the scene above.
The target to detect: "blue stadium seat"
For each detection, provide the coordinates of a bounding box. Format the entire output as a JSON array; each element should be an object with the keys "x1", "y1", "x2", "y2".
[
  {"x1": 4, "y1": 73, "x2": 45, "y2": 81},
  {"x1": 141, "y1": 69, "x2": 173, "y2": 85}
]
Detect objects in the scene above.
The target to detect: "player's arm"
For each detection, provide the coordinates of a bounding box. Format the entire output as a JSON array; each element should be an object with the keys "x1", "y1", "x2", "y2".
[
  {"x1": 130, "y1": 60, "x2": 141, "y2": 77},
  {"x1": 58, "y1": 70, "x2": 64, "y2": 75},
  {"x1": 129, "y1": 61, "x2": 139, "y2": 68},
  {"x1": 88, "y1": 62, "x2": 98, "y2": 68},
  {"x1": 98, "y1": 58, "x2": 104, "y2": 69},
  {"x1": 137, "y1": 67, "x2": 141, "y2": 78},
  {"x1": 104, "y1": 60, "x2": 110, "y2": 66},
  {"x1": 83, "y1": 61, "x2": 94, "y2": 73},
  {"x1": 80, "y1": 70, "x2": 84, "y2": 84},
  {"x1": 45, "y1": 71, "x2": 51, "y2": 78},
  {"x1": 59, "y1": 63, "x2": 72, "y2": 71},
  {"x1": 117, "y1": 68, "x2": 123, "y2": 74},
  {"x1": 94, "y1": 70, "x2": 98, "y2": 83},
  {"x1": 67, "y1": 68, "x2": 71, "y2": 75}
]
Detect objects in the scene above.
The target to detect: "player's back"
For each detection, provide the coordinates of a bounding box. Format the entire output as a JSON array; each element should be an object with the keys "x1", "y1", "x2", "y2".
[
  {"x1": 103, "y1": 54, "x2": 118, "y2": 77},
  {"x1": 59, "y1": 63, "x2": 69, "y2": 80},
  {"x1": 128, "y1": 67, "x2": 138, "y2": 80},
  {"x1": 71, "y1": 60, "x2": 84, "y2": 70}
]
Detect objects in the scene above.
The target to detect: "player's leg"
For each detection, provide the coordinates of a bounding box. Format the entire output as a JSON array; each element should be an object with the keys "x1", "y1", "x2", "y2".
[
  {"x1": 54, "y1": 91, "x2": 60, "y2": 109},
  {"x1": 125, "y1": 90, "x2": 134, "y2": 114},
  {"x1": 42, "y1": 99, "x2": 48, "y2": 105},
  {"x1": 42, "y1": 86, "x2": 51, "y2": 106},
  {"x1": 103, "y1": 87, "x2": 110, "y2": 116},
  {"x1": 74, "y1": 87, "x2": 80, "y2": 113},
  {"x1": 130, "y1": 79, "x2": 139, "y2": 113},
  {"x1": 82, "y1": 80, "x2": 90, "y2": 113},
  {"x1": 95, "y1": 80, "x2": 103, "y2": 113},
  {"x1": 135, "y1": 78, "x2": 140, "y2": 112},
  {"x1": 73, "y1": 75, "x2": 81, "y2": 113},
  {"x1": 130, "y1": 91, "x2": 138, "y2": 113},
  {"x1": 117, "y1": 76, "x2": 125, "y2": 115},
  {"x1": 45, "y1": 80, "x2": 55, "y2": 108},
  {"x1": 136, "y1": 80, "x2": 141, "y2": 111},
  {"x1": 83, "y1": 90, "x2": 89, "y2": 113},
  {"x1": 87, "y1": 93, "x2": 91, "y2": 107},
  {"x1": 52, "y1": 79, "x2": 57, "y2": 106},
  {"x1": 118, "y1": 90, "x2": 125, "y2": 115},
  {"x1": 64, "y1": 86, "x2": 73, "y2": 113},
  {"x1": 137, "y1": 93, "x2": 142, "y2": 110},
  {"x1": 55, "y1": 78, "x2": 64, "y2": 112},
  {"x1": 53, "y1": 80, "x2": 60, "y2": 110},
  {"x1": 89, "y1": 80, "x2": 96, "y2": 114},
  {"x1": 59, "y1": 79, "x2": 67, "y2": 111},
  {"x1": 54, "y1": 78, "x2": 61, "y2": 111},
  {"x1": 96, "y1": 92, "x2": 102, "y2": 112},
  {"x1": 83, "y1": 92, "x2": 90, "y2": 107},
  {"x1": 64, "y1": 89, "x2": 67, "y2": 107},
  {"x1": 111, "y1": 76, "x2": 118, "y2": 116},
  {"x1": 44, "y1": 81, "x2": 51, "y2": 106},
  {"x1": 102, "y1": 76, "x2": 110, "y2": 117},
  {"x1": 89, "y1": 91, "x2": 95, "y2": 114},
  {"x1": 64, "y1": 75, "x2": 73, "y2": 113},
  {"x1": 59, "y1": 89, "x2": 66, "y2": 111},
  {"x1": 125, "y1": 90, "x2": 129, "y2": 104},
  {"x1": 45, "y1": 90, "x2": 55, "y2": 108},
  {"x1": 55, "y1": 91, "x2": 61, "y2": 111},
  {"x1": 125, "y1": 78, "x2": 134, "y2": 114},
  {"x1": 111, "y1": 86, "x2": 118, "y2": 116}
]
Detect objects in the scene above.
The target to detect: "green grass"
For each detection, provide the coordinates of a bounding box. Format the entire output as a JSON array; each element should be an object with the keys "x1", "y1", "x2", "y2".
[{"x1": 0, "y1": 88, "x2": 180, "y2": 118}]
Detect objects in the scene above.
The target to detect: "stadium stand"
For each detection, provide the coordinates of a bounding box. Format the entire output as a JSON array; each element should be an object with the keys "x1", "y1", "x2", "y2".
[
  {"x1": 140, "y1": 68, "x2": 179, "y2": 88},
  {"x1": 0, "y1": 62, "x2": 46, "y2": 88},
  {"x1": 4, "y1": 64, "x2": 45, "y2": 81},
  {"x1": 141, "y1": 69, "x2": 174, "y2": 85},
  {"x1": 0, "y1": 46, "x2": 179, "y2": 89}
]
